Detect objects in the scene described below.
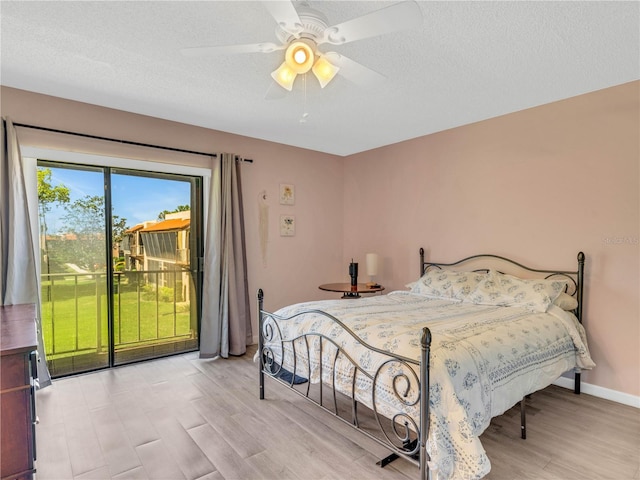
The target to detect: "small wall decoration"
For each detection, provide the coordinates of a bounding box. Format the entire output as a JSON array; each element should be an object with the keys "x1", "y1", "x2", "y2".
[
  {"x1": 280, "y1": 215, "x2": 295, "y2": 236},
  {"x1": 279, "y1": 183, "x2": 295, "y2": 205}
]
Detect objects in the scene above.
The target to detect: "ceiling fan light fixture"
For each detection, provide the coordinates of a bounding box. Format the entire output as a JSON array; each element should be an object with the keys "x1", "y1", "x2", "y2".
[
  {"x1": 312, "y1": 56, "x2": 339, "y2": 88},
  {"x1": 271, "y1": 62, "x2": 297, "y2": 91},
  {"x1": 284, "y1": 40, "x2": 314, "y2": 74}
]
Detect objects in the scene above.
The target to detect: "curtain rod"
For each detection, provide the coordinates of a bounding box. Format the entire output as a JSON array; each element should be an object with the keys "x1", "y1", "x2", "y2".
[{"x1": 13, "y1": 122, "x2": 254, "y2": 163}]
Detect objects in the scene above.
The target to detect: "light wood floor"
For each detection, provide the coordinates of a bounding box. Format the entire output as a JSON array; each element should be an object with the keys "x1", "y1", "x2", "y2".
[{"x1": 35, "y1": 346, "x2": 640, "y2": 480}]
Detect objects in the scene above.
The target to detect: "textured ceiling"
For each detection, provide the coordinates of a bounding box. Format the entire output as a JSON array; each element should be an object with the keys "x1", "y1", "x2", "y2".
[{"x1": 1, "y1": 1, "x2": 639, "y2": 156}]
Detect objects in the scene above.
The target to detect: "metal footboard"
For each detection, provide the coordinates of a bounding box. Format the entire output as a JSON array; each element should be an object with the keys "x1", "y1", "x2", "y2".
[
  {"x1": 257, "y1": 249, "x2": 586, "y2": 479},
  {"x1": 257, "y1": 289, "x2": 432, "y2": 479}
]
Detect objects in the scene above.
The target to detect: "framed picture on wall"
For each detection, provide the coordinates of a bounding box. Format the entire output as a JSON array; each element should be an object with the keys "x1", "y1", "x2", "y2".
[
  {"x1": 279, "y1": 183, "x2": 295, "y2": 205},
  {"x1": 280, "y1": 215, "x2": 295, "y2": 236}
]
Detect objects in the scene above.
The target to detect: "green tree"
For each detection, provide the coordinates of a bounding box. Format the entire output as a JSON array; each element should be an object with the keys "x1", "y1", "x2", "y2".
[
  {"x1": 111, "y1": 215, "x2": 128, "y2": 245},
  {"x1": 37, "y1": 167, "x2": 70, "y2": 273},
  {"x1": 158, "y1": 204, "x2": 190, "y2": 220},
  {"x1": 62, "y1": 195, "x2": 128, "y2": 270}
]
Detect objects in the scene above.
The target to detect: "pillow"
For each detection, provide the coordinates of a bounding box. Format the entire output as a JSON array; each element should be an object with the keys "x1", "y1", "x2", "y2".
[
  {"x1": 410, "y1": 269, "x2": 487, "y2": 301},
  {"x1": 553, "y1": 292, "x2": 578, "y2": 311},
  {"x1": 465, "y1": 270, "x2": 567, "y2": 312}
]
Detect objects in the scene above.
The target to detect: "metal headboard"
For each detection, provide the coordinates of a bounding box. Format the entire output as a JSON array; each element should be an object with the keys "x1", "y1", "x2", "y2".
[{"x1": 419, "y1": 248, "x2": 586, "y2": 324}]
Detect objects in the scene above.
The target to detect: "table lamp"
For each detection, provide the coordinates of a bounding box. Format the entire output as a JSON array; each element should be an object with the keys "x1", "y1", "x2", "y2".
[{"x1": 366, "y1": 253, "x2": 380, "y2": 288}]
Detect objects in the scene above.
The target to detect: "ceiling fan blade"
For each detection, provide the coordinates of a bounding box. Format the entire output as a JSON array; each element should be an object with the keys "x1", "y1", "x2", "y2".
[
  {"x1": 319, "y1": 0, "x2": 422, "y2": 46},
  {"x1": 181, "y1": 42, "x2": 283, "y2": 57},
  {"x1": 262, "y1": 1, "x2": 303, "y2": 37},
  {"x1": 323, "y1": 52, "x2": 386, "y2": 87}
]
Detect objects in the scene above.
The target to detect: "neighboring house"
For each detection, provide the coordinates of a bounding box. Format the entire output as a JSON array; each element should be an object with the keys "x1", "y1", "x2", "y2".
[
  {"x1": 122, "y1": 222, "x2": 151, "y2": 271},
  {"x1": 122, "y1": 211, "x2": 191, "y2": 301}
]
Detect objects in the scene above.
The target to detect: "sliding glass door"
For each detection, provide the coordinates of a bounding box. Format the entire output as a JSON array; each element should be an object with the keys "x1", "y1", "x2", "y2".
[
  {"x1": 38, "y1": 163, "x2": 110, "y2": 374},
  {"x1": 37, "y1": 161, "x2": 202, "y2": 376},
  {"x1": 110, "y1": 169, "x2": 200, "y2": 366}
]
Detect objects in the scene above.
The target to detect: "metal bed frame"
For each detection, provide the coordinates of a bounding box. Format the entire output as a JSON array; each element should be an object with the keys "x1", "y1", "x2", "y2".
[{"x1": 257, "y1": 249, "x2": 586, "y2": 479}]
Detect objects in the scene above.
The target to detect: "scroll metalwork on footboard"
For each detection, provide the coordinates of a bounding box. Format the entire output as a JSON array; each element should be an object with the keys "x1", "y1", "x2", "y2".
[
  {"x1": 257, "y1": 289, "x2": 433, "y2": 479},
  {"x1": 257, "y1": 250, "x2": 589, "y2": 479}
]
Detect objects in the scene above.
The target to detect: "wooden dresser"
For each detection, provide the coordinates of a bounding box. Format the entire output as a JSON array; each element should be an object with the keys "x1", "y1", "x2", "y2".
[{"x1": 1, "y1": 304, "x2": 37, "y2": 480}]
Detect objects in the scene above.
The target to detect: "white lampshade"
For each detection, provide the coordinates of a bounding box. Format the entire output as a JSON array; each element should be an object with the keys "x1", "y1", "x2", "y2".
[{"x1": 366, "y1": 253, "x2": 379, "y2": 276}]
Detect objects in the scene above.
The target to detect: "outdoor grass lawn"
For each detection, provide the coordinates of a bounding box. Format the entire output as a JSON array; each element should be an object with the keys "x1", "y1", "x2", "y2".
[{"x1": 40, "y1": 275, "x2": 193, "y2": 358}]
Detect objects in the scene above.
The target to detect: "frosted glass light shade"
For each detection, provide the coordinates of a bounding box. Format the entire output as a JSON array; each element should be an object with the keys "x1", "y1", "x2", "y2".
[
  {"x1": 312, "y1": 56, "x2": 340, "y2": 88},
  {"x1": 285, "y1": 41, "x2": 314, "y2": 74},
  {"x1": 271, "y1": 62, "x2": 297, "y2": 91},
  {"x1": 273, "y1": 40, "x2": 340, "y2": 91},
  {"x1": 366, "y1": 253, "x2": 379, "y2": 276}
]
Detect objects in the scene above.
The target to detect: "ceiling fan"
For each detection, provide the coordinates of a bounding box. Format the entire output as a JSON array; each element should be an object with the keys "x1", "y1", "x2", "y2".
[{"x1": 181, "y1": 1, "x2": 423, "y2": 93}]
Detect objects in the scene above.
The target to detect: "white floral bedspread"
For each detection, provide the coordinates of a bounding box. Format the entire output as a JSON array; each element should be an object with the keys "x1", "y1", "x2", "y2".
[{"x1": 265, "y1": 291, "x2": 594, "y2": 480}]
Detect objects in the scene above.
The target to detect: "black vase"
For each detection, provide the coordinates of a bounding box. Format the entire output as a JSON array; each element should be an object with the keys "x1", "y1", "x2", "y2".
[{"x1": 349, "y1": 262, "x2": 358, "y2": 286}]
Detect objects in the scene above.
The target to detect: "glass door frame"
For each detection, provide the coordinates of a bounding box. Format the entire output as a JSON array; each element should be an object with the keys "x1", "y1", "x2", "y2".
[
  {"x1": 109, "y1": 166, "x2": 203, "y2": 367},
  {"x1": 26, "y1": 147, "x2": 209, "y2": 376}
]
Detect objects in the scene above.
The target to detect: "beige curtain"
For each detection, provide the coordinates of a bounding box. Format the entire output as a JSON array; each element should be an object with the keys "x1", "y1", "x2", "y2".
[
  {"x1": 200, "y1": 153, "x2": 251, "y2": 358},
  {"x1": 0, "y1": 118, "x2": 52, "y2": 387}
]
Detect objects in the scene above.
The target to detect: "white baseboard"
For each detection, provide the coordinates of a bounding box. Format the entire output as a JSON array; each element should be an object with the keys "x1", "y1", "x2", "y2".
[{"x1": 553, "y1": 376, "x2": 640, "y2": 408}]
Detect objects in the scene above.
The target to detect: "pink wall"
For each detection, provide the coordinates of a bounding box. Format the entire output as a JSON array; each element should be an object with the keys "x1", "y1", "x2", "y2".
[
  {"x1": 0, "y1": 86, "x2": 345, "y2": 319},
  {"x1": 343, "y1": 81, "x2": 639, "y2": 397},
  {"x1": 3, "y1": 81, "x2": 638, "y2": 398}
]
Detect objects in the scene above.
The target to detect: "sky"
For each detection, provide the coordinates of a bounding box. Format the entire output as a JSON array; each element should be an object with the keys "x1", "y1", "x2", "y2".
[{"x1": 42, "y1": 165, "x2": 192, "y2": 234}]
